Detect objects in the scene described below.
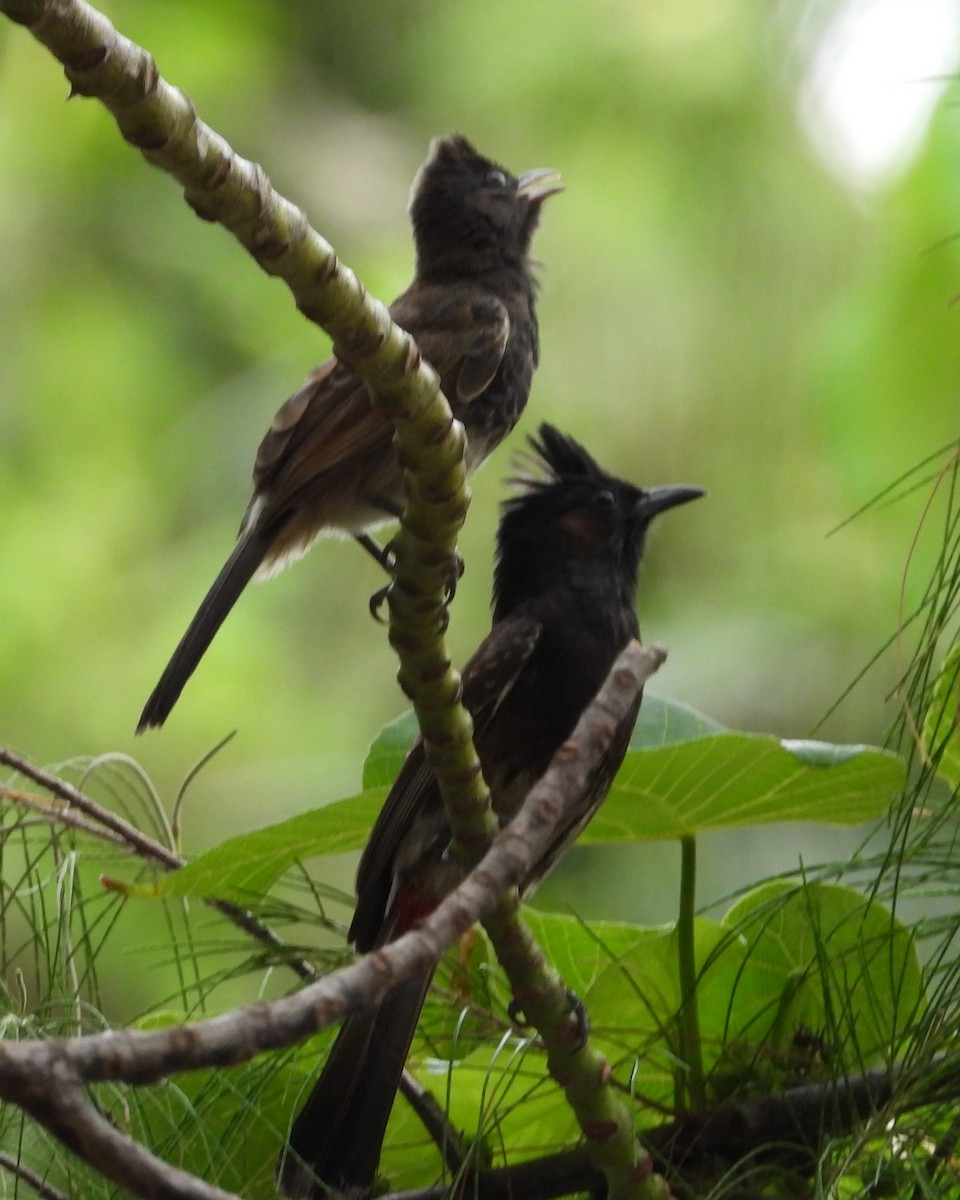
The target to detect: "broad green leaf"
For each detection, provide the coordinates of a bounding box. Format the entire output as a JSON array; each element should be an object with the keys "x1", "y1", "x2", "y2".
[
  {"x1": 418, "y1": 931, "x2": 503, "y2": 1061},
  {"x1": 361, "y1": 699, "x2": 903, "y2": 847},
  {"x1": 384, "y1": 887, "x2": 922, "y2": 1179},
  {"x1": 424, "y1": 911, "x2": 764, "y2": 1123},
  {"x1": 380, "y1": 921, "x2": 666, "y2": 1179},
  {"x1": 153, "y1": 789, "x2": 387, "y2": 900},
  {"x1": 580, "y1": 735, "x2": 903, "y2": 843},
  {"x1": 363, "y1": 710, "x2": 419, "y2": 788},
  {"x1": 722, "y1": 881, "x2": 924, "y2": 1065},
  {"x1": 513, "y1": 911, "x2": 756, "y2": 1111},
  {"x1": 521, "y1": 909, "x2": 659, "y2": 997},
  {"x1": 415, "y1": 1037, "x2": 573, "y2": 1172},
  {"x1": 151, "y1": 699, "x2": 902, "y2": 902},
  {"x1": 364, "y1": 696, "x2": 728, "y2": 792},
  {"x1": 630, "y1": 692, "x2": 727, "y2": 748},
  {"x1": 922, "y1": 640, "x2": 960, "y2": 787}
]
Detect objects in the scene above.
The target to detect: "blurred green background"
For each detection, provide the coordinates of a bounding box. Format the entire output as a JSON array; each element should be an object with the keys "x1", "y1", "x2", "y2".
[{"x1": 2, "y1": 0, "x2": 959, "y2": 967}]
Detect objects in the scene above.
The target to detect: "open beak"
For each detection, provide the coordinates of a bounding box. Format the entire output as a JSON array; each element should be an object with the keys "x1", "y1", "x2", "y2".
[
  {"x1": 517, "y1": 167, "x2": 564, "y2": 204},
  {"x1": 640, "y1": 485, "x2": 706, "y2": 520}
]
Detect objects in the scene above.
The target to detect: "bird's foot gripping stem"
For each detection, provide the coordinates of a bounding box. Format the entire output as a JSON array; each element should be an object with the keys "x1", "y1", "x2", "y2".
[
  {"x1": 509, "y1": 988, "x2": 590, "y2": 1050},
  {"x1": 362, "y1": 537, "x2": 464, "y2": 623}
]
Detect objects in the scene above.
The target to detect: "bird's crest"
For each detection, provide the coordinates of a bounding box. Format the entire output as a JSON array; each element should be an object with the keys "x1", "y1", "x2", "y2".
[{"x1": 510, "y1": 424, "x2": 605, "y2": 497}]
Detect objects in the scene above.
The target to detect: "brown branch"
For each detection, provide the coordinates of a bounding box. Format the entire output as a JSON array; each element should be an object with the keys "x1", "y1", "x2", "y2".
[
  {"x1": 0, "y1": 785, "x2": 130, "y2": 846},
  {"x1": 0, "y1": 644, "x2": 663, "y2": 1199},
  {"x1": 376, "y1": 1148, "x2": 598, "y2": 1200},
  {"x1": 0, "y1": 748, "x2": 182, "y2": 868},
  {"x1": 1, "y1": 745, "x2": 324, "y2": 987},
  {"x1": 373, "y1": 1063, "x2": 926, "y2": 1200},
  {"x1": 0, "y1": 5, "x2": 663, "y2": 1195},
  {"x1": 645, "y1": 1066, "x2": 896, "y2": 1171},
  {"x1": 14, "y1": 1079, "x2": 243, "y2": 1200},
  {"x1": 0, "y1": 748, "x2": 438, "y2": 1142}
]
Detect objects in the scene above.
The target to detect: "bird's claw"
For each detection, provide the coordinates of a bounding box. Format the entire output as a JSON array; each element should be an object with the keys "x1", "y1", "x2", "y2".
[
  {"x1": 508, "y1": 988, "x2": 590, "y2": 1048},
  {"x1": 366, "y1": 546, "x2": 460, "y2": 621},
  {"x1": 369, "y1": 582, "x2": 392, "y2": 623},
  {"x1": 564, "y1": 988, "x2": 590, "y2": 1047},
  {"x1": 355, "y1": 532, "x2": 397, "y2": 575},
  {"x1": 444, "y1": 551, "x2": 466, "y2": 603}
]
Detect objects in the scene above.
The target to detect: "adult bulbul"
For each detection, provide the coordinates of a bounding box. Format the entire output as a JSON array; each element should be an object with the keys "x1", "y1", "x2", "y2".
[
  {"x1": 138, "y1": 135, "x2": 560, "y2": 731},
  {"x1": 279, "y1": 424, "x2": 704, "y2": 1198}
]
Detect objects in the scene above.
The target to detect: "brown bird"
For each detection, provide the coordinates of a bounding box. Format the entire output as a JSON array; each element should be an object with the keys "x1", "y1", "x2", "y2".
[
  {"x1": 278, "y1": 424, "x2": 705, "y2": 1198},
  {"x1": 137, "y1": 134, "x2": 561, "y2": 731}
]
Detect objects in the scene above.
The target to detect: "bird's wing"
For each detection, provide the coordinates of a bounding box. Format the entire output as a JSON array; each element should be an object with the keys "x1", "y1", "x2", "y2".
[
  {"x1": 394, "y1": 287, "x2": 511, "y2": 407},
  {"x1": 251, "y1": 358, "x2": 394, "y2": 500},
  {"x1": 248, "y1": 287, "x2": 510, "y2": 515},
  {"x1": 526, "y1": 689, "x2": 642, "y2": 891},
  {"x1": 350, "y1": 613, "x2": 542, "y2": 947}
]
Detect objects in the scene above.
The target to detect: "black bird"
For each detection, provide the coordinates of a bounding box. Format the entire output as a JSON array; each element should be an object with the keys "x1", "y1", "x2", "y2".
[
  {"x1": 138, "y1": 135, "x2": 561, "y2": 731},
  {"x1": 279, "y1": 424, "x2": 704, "y2": 1198}
]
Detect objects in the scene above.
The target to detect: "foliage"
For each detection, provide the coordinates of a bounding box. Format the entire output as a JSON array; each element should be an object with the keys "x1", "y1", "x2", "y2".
[
  {"x1": 1, "y1": 684, "x2": 939, "y2": 1198},
  {"x1": 149, "y1": 696, "x2": 902, "y2": 904}
]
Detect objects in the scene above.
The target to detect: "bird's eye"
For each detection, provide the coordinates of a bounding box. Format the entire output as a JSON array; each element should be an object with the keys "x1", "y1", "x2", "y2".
[
  {"x1": 486, "y1": 169, "x2": 509, "y2": 189},
  {"x1": 594, "y1": 489, "x2": 616, "y2": 511}
]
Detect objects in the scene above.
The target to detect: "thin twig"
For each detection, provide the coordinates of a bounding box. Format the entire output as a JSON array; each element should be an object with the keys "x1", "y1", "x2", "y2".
[
  {"x1": 395, "y1": 1071, "x2": 470, "y2": 1170},
  {"x1": 0, "y1": 1150, "x2": 70, "y2": 1200},
  {"x1": 2, "y1": 746, "x2": 323, "y2": 984},
  {"x1": 0, "y1": 786, "x2": 129, "y2": 847},
  {"x1": 0, "y1": 749, "x2": 182, "y2": 868}
]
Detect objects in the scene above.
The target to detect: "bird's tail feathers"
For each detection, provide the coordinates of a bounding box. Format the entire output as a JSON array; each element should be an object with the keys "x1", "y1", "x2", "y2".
[
  {"x1": 278, "y1": 972, "x2": 432, "y2": 1199},
  {"x1": 136, "y1": 531, "x2": 270, "y2": 732}
]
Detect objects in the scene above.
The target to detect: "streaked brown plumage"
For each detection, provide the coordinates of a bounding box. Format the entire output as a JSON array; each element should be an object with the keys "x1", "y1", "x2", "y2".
[{"x1": 138, "y1": 134, "x2": 560, "y2": 731}]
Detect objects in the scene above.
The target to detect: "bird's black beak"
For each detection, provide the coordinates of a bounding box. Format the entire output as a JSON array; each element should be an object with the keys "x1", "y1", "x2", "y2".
[
  {"x1": 517, "y1": 167, "x2": 564, "y2": 204},
  {"x1": 639, "y1": 485, "x2": 706, "y2": 521}
]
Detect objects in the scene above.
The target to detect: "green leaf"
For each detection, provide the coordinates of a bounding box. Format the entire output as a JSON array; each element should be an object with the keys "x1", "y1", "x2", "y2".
[
  {"x1": 922, "y1": 639, "x2": 960, "y2": 787},
  {"x1": 153, "y1": 789, "x2": 387, "y2": 901},
  {"x1": 521, "y1": 910, "x2": 668, "y2": 1003},
  {"x1": 361, "y1": 699, "x2": 903, "y2": 847},
  {"x1": 364, "y1": 696, "x2": 728, "y2": 789},
  {"x1": 384, "y1": 885, "x2": 924, "y2": 1172},
  {"x1": 580, "y1": 734, "x2": 904, "y2": 843},
  {"x1": 722, "y1": 880, "x2": 925, "y2": 1065},
  {"x1": 414, "y1": 1037, "x2": 573, "y2": 1175},
  {"x1": 630, "y1": 692, "x2": 728, "y2": 748},
  {"x1": 151, "y1": 699, "x2": 903, "y2": 901},
  {"x1": 362, "y1": 710, "x2": 419, "y2": 788},
  {"x1": 780, "y1": 739, "x2": 880, "y2": 767},
  {"x1": 517, "y1": 911, "x2": 751, "y2": 1110}
]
